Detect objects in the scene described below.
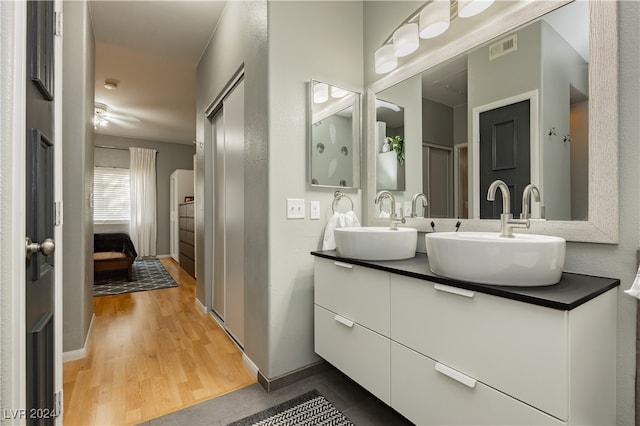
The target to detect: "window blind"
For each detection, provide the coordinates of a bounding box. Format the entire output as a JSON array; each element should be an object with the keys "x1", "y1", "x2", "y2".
[{"x1": 94, "y1": 167, "x2": 130, "y2": 223}]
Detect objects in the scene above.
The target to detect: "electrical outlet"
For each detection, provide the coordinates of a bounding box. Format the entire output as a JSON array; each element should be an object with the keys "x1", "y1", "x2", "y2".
[
  {"x1": 403, "y1": 201, "x2": 412, "y2": 218},
  {"x1": 310, "y1": 201, "x2": 321, "y2": 220},
  {"x1": 286, "y1": 198, "x2": 305, "y2": 219}
]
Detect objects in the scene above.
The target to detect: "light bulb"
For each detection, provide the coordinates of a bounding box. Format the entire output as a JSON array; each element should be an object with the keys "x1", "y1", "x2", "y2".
[
  {"x1": 420, "y1": 0, "x2": 450, "y2": 39},
  {"x1": 458, "y1": 0, "x2": 494, "y2": 18},
  {"x1": 331, "y1": 86, "x2": 348, "y2": 98},
  {"x1": 393, "y1": 23, "x2": 419, "y2": 57},
  {"x1": 375, "y1": 44, "x2": 398, "y2": 74},
  {"x1": 313, "y1": 82, "x2": 329, "y2": 104}
]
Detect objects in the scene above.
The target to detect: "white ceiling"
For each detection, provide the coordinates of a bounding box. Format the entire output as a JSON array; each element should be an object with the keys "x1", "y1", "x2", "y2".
[{"x1": 89, "y1": 1, "x2": 227, "y2": 144}]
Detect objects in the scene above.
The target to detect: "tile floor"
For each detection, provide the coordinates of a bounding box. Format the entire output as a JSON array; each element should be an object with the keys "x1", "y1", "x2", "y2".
[{"x1": 142, "y1": 365, "x2": 414, "y2": 425}]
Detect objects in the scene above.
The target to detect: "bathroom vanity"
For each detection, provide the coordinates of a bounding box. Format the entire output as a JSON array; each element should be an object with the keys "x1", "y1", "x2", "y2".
[{"x1": 311, "y1": 251, "x2": 619, "y2": 425}]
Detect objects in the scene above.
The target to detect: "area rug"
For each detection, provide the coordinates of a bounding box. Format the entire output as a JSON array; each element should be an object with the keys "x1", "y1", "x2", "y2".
[
  {"x1": 227, "y1": 389, "x2": 354, "y2": 426},
  {"x1": 94, "y1": 257, "x2": 178, "y2": 297}
]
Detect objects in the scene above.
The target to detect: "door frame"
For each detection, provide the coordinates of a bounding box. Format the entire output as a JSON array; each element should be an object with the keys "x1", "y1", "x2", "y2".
[
  {"x1": 0, "y1": 0, "x2": 63, "y2": 420},
  {"x1": 471, "y1": 90, "x2": 539, "y2": 218}
]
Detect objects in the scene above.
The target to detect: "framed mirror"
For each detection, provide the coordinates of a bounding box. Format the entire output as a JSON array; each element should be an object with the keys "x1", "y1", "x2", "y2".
[
  {"x1": 366, "y1": 0, "x2": 618, "y2": 243},
  {"x1": 309, "y1": 80, "x2": 361, "y2": 188}
]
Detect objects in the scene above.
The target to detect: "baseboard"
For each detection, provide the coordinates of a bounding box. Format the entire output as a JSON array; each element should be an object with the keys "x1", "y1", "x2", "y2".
[
  {"x1": 257, "y1": 361, "x2": 329, "y2": 393},
  {"x1": 242, "y1": 354, "x2": 259, "y2": 379},
  {"x1": 194, "y1": 297, "x2": 207, "y2": 314},
  {"x1": 63, "y1": 313, "x2": 95, "y2": 362},
  {"x1": 156, "y1": 254, "x2": 171, "y2": 259}
]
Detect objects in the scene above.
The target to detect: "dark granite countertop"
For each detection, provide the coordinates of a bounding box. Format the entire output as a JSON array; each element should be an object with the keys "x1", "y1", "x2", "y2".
[{"x1": 311, "y1": 251, "x2": 620, "y2": 311}]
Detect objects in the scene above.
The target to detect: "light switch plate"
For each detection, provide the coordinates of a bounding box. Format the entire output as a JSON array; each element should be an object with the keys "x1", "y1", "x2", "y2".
[
  {"x1": 310, "y1": 201, "x2": 321, "y2": 220},
  {"x1": 286, "y1": 198, "x2": 305, "y2": 219},
  {"x1": 403, "y1": 201, "x2": 412, "y2": 218}
]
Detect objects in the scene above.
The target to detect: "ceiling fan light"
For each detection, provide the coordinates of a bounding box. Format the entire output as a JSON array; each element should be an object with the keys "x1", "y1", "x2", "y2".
[
  {"x1": 393, "y1": 23, "x2": 419, "y2": 57},
  {"x1": 458, "y1": 0, "x2": 494, "y2": 18},
  {"x1": 375, "y1": 44, "x2": 398, "y2": 74},
  {"x1": 420, "y1": 0, "x2": 450, "y2": 39},
  {"x1": 313, "y1": 82, "x2": 329, "y2": 104}
]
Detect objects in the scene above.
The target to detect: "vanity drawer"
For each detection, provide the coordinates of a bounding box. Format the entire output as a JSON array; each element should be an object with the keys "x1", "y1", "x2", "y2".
[
  {"x1": 314, "y1": 258, "x2": 390, "y2": 335},
  {"x1": 315, "y1": 305, "x2": 390, "y2": 405},
  {"x1": 390, "y1": 275, "x2": 568, "y2": 420},
  {"x1": 391, "y1": 342, "x2": 563, "y2": 425}
]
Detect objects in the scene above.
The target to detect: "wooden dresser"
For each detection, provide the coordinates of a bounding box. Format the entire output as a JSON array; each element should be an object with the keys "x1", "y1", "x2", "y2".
[{"x1": 178, "y1": 202, "x2": 195, "y2": 277}]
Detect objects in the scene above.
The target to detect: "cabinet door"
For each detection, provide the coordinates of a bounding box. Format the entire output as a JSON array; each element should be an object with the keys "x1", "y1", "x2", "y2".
[
  {"x1": 390, "y1": 275, "x2": 568, "y2": 420},
  {"x1": 391, "y1": 342, "x2": 563, "y2": 425},
  {"x1": 314, "y1": 258, "x2": 390, "y2": 335},
  {"x1": 315, "y1": 305, "x2": 390, "y2": 405}
]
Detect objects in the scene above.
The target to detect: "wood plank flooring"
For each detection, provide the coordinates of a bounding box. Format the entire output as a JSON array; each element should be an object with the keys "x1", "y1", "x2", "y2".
[{"x1": 63, "y1": 258, "x2": 255, "y2": 425}]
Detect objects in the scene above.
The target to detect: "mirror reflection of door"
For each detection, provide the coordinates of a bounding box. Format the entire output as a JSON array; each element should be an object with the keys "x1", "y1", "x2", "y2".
[
  {"x1": 455, "y1": 144, "x2": 469, "y2": 218},
  {"x1": 422, "y1": 143, "x2": 452, "y2": 218},
  {"x1": 479, "y1": 99, "x2": 530, "y2": 219}
]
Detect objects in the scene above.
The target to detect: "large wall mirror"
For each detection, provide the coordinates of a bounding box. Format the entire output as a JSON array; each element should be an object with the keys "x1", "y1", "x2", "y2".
[
  {"x1": 310, "y1": 80, "x2": 361, "y2": 188},
  {"x1": 366, "y1": 0, "x2": 618, "y2": 243}
]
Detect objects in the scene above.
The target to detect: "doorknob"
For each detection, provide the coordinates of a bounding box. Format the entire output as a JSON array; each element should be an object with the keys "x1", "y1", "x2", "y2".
[{"x1": 25, "y1": 237, "x2": 55, "y2": 260}]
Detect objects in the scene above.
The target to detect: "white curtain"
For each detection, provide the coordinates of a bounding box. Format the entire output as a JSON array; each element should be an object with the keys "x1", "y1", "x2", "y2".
[{"x1": 129, "y1": 147, "x2": 157, "y2": 257}]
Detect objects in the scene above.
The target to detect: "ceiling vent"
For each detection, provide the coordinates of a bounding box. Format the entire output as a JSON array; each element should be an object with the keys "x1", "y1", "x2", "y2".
[{"x1": 489, "y1": 34, "x2": 517, "y2": 61}]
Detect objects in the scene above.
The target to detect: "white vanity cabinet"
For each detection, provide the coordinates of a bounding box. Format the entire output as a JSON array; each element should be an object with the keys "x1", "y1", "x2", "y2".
[
  {"x1": 314, "y1": 259, "x2": 391, "y2": 404},
  {"x1": 313, "y1": 256, "x2": 617, "y2": 425}
]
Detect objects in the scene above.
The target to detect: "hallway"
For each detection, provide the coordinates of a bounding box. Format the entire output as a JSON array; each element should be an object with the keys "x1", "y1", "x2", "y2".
[{"x1": 63, "y1": 258, "x2": 255, "y2": 425}]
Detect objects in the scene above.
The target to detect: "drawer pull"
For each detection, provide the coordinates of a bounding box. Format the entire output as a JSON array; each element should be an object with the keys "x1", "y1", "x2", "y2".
[
  {"x1": 434, "y1": 283, "x2": 475, "y2": 298},
  {"x1": 334, "y1": 314, "x2": 355, "y2": 328},
  {"x1": 334, "y1": 261, "x2": 353, "y2": 269},
  {"x1": 435, "y1": 362, "x2": 477, "y2": 388}
]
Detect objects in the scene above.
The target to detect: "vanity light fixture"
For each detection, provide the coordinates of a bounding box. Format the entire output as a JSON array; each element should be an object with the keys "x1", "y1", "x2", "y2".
[
  {"x1": 313, "y1": 82, "x2": 329, "y2": 103},
  {"x1": 375, "y1": 44, "x2": 398, "y2": 74},
  {"x1": 393, "y1": 23, "x2": 420, "y2": 57},
  {"x1": 420, "y1": 0, "x2": 450, "y2": 39},
  {"x1": 458, "y1": 0, "x2": 494, "y2": 18},
  {"x1": 374, "y1": 0, "x2": 495, "y2": 74},
  {"x1": 331, "y1": 86, "x2": 348, "y2": 98}
]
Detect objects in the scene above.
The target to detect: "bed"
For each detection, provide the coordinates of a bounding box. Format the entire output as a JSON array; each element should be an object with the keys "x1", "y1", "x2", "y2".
[{"x1": 93, "y1": 233, "x2": 138, "y2": 281}]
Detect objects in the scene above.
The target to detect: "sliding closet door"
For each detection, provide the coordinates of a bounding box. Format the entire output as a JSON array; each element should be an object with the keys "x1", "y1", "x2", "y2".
[
  {"x1": 223, "y1": 79, "x2": 245, "y2": 346},
  {"x1": 212, "y1": 110, "x2": 225, "y2": 319}
]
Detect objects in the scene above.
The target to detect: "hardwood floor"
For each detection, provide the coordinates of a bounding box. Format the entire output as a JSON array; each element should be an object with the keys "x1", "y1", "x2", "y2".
[{"x1": 63, "y1": 258, "x2": 255, "y2": 425}]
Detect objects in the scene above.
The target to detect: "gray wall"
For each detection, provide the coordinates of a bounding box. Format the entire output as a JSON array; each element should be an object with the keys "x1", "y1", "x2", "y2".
[
  {"x1": 93, "y1": 134, "x2": 195, "y2": 256},
  {"x1": 62, "y1": 0, "x2": 95, "y2": 352},
  {"x1": 267, "y1": 1, "x2": 364, "y2": 379},
  {"x1": 422, "y1": 98, "x2": 453, "y2": 147},
  {"x1": 196, "y1": 0, "x2": 363, "y2": 380},
  {"x1": 363, "y1": 2, "x2": 639, "y2": 424},
  {"x1": 196, "y1": 0, "x2": 270, "y2": 374}
]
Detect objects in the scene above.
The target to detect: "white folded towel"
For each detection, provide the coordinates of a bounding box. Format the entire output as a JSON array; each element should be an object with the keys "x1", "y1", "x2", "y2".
[
  {"x1": 625, "y1": 265, "x2": 640, "y2": 299},
  {"x1": 322, "y1": 211, "x2": 361, "y2": 250}
]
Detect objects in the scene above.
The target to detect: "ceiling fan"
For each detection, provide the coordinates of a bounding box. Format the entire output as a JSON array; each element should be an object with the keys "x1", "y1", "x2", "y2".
[{"x1": 94, "y1": 102, "x2": 140, "y2": 129}]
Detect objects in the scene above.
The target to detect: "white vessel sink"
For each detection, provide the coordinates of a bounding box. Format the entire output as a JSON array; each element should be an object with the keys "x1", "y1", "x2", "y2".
[
  {"x1": 425, "y1": 232, "x2": 566, "y2": 286},
  {"x1": 334, "y1": 227, "x2": 417, "y2": 261}
]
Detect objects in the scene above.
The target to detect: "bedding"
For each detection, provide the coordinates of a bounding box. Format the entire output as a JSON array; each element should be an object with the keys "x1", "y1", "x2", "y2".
[{"x1": 93, "y1": 233, "x2": 138, "y2": 281}]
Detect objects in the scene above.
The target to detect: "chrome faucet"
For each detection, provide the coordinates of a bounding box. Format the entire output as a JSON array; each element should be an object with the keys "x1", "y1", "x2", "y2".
[
  {"x1": 486, "y1": 180, "x2": 529, "y2": 237},
  {"x1": 520, "y1": 184, "x2": 541, "y2": 220},
  {"x1": 375, "y1": 190, "x2": 406, "y2": 230},
  {"x1": 411, "y1": 193, "x2": 428, "y2": 218}
]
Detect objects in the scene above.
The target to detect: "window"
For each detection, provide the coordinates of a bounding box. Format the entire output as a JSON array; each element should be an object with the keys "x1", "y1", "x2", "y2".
[{"x1": 93, "y1": 167, "x2": 130, "y2": 223}]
